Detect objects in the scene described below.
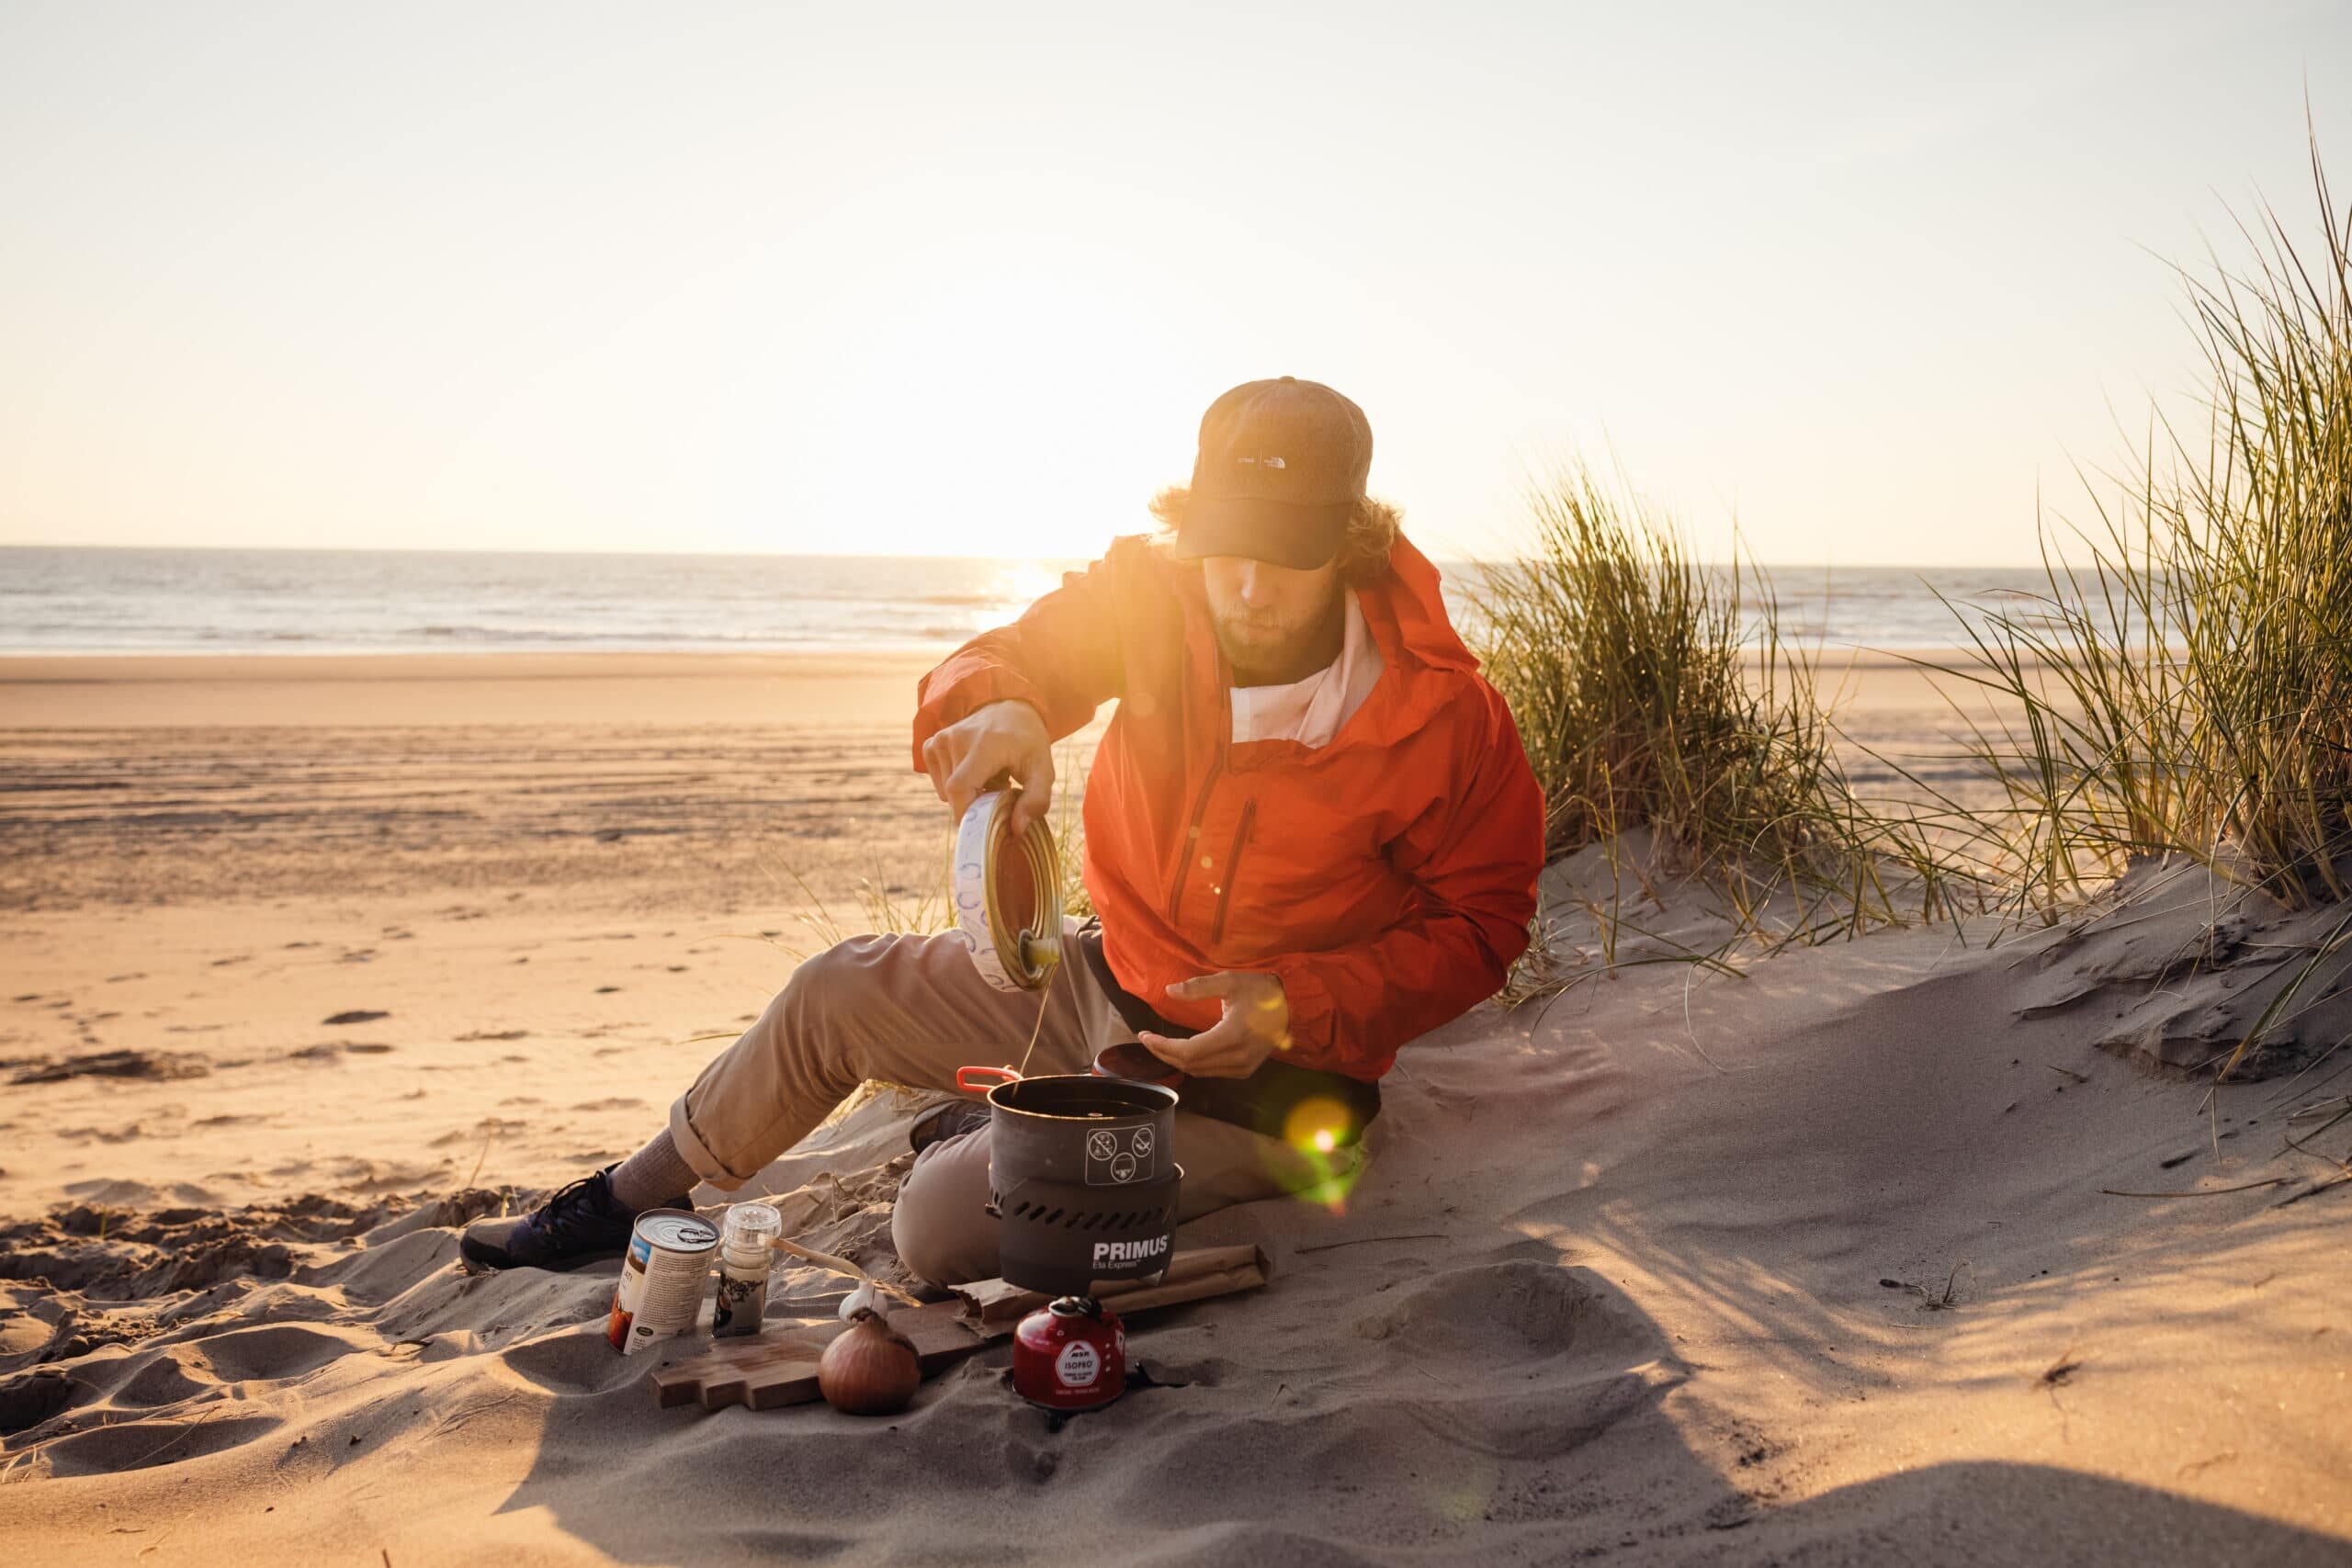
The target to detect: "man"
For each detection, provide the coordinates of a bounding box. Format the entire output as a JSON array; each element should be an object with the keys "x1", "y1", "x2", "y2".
[{"x1": 462, "y1": 377, "x2": 1545, "y2": 1287}]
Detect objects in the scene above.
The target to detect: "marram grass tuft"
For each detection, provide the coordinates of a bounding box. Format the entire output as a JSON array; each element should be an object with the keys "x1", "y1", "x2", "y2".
[
  {"x1": 1919, "y1": 141, "x2": 2352, "y2": 921},
  {"x1": 1466, "y1": 462, "x2": 1969, "y2": 989}
]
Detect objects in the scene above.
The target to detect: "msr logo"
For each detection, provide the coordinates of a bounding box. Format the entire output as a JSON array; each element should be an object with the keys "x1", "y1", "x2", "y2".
[
  {"x1": 1056, "y1": 1340, "x2": 1101, "y2": 1389},
  {"x1": 1237, "y1": 455, "x2": 1286, "y2": 468}
]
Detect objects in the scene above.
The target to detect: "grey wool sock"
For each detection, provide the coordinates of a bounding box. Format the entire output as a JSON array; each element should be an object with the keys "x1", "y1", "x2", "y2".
[{"x1": 609, "y1": 1129, "x2": 700, "y2": 1212}]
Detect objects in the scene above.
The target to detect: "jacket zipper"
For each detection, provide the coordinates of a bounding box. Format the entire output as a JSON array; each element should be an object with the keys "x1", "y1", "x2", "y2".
[
  {"x1": 1163, "y1": 640, "x2": 1237, "y2": 926},
  {"x1": 1209, "y1": 797, "x2": 1257, "y2": 947},
  {"x1": 1163, "y1": 757, "x2": 1222, "y2": 923}
]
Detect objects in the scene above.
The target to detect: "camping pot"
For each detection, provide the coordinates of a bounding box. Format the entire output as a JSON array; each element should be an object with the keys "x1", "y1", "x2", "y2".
[{"x1": 955, "y1": 1064, "x2": 1182, "y2": 1296}]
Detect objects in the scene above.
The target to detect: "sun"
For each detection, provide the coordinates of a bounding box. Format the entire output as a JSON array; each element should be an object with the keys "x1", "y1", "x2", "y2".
[{"x1": 775, "y1": 238, "x2": 1206, "y2": 561}]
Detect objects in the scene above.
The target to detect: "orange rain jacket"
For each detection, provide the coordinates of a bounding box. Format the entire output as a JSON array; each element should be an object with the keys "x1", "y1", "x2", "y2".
[{"x1": 910, "y1": 533, "x2": 1545, "y2": 1084}]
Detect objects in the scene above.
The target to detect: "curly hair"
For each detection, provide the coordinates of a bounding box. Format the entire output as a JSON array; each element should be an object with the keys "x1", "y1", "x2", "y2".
[{"x1": 1145, "y1": 484, "x2": 1405, "y2": 587}]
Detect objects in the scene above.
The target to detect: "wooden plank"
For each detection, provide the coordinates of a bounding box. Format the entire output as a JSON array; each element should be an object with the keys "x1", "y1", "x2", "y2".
[
  {"x1": 649, "y1": 1245, "x2": 1273, "y2": 1411},
  {"x1": 650, "y1": 1301, "x2": 983, "y2": 1412},
  {"x1": 648, "y1": 1319, "x2": 831, "y2": 1408},
  {"x1": 948, "y1": 1244, "x2": 1271, "y2": 1337}
]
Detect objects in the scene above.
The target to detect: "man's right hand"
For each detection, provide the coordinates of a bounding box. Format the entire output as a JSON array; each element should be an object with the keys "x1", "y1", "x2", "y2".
[{"x1": 922, "y1": 700, "x2": 1054, "y2": 835}]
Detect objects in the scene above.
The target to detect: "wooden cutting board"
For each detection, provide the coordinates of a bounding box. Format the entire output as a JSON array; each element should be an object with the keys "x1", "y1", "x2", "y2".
[
  {"x1": 649, "y1": 1301, "x2": 986, "y2": 1412},
  {"x1": 648, "y1": 1245, "x2": 1272, "y2": 1413}
]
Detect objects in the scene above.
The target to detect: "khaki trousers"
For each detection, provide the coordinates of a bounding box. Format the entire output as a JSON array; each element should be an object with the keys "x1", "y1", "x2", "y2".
[{"x1": 666, "y1": 916, "x2": 1358, "y2": 1287}]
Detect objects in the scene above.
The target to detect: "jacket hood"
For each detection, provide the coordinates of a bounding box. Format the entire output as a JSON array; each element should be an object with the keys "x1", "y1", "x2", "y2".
[{"x1": 1361, "y1": 533, "x2": 1479, "y2": 676}]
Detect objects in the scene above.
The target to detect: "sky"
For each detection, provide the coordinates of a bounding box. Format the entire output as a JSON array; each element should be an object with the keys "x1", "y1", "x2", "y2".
[{"x1": 2, "y1": 2, "x2": 2347, "y2": 568}]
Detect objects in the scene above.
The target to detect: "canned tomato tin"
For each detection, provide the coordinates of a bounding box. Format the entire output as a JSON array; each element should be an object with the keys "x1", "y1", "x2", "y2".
[
  {"x1": 1012, "y1": 1296, "x2": 1127, "y2": 1412},
  {"x1": 605, "y1": 1209, "x2": 719, "y2": 1355}
]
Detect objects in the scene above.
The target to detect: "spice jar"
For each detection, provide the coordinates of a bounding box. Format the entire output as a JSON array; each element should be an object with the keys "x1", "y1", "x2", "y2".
[{"x1": 712, "y1": 1201, "x2": 782, "y2": 1338}]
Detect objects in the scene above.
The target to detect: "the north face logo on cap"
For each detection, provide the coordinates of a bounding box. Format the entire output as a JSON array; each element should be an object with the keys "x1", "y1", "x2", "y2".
[{"x1": 1237, "y1": 455, "x2": 1286, "y2": 468}]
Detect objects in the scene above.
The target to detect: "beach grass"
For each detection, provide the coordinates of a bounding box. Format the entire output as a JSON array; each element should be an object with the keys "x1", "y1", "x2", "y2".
[
  {"x1": 1915, "y1": 143, "x2": 2352, "y2": 926},
  {"x1": 1465, "y1": 463, "x2": 1968, "y2": 989}
]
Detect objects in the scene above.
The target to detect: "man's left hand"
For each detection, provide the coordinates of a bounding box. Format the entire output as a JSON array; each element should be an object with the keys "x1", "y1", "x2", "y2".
[{"x1": 1137, "y1": 970, "x2": 1289, "y2": 1080}]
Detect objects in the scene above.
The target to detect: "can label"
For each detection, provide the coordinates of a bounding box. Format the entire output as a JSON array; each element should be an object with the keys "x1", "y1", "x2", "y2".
[
  {"x1": 1055, "y1": 1339, "x2": 1101, "y2": 1390},
  {"x1": 606, "y1": 1210, "x2": 718, "y2": 1355},
  {"x1": 712, "y1": 1268, "x2": 767, "y2": 1338}
]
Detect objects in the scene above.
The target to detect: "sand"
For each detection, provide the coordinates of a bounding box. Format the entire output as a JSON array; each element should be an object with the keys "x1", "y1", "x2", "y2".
[{"x1": 0, "y1": 651, "x2": 2346, "y2": 1565}]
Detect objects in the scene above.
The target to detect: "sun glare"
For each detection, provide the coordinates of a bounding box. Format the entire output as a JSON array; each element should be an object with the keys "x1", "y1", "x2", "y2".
[{"x1": 788, "y1": 242, "x2": 1206, "y2": 561}]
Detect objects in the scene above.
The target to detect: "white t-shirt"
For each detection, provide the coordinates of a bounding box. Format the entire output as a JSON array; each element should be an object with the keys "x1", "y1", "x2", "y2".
[{"x1": 1228, "y1": 590, "x2": 1385, "y2": 747}]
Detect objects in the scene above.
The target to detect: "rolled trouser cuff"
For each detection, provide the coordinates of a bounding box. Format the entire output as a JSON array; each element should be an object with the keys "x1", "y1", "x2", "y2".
[{"x1": 667, "y1": 1090, "x2": 756, "y2": 1191}]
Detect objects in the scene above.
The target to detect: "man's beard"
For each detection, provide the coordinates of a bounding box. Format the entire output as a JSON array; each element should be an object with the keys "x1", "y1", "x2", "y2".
[{"x1": 1209, "y1": 604, "x2": 1329, "y2": 682}]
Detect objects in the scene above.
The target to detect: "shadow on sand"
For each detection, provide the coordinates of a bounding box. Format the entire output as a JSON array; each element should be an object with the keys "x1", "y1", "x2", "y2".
[{"x1": 492, "y1": 1255, "x2": 2344, "y2": 1566}]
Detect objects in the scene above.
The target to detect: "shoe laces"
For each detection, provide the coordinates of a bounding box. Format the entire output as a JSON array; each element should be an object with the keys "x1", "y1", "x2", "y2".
[{"x1": 529, "y1": 1168, "x2": 619, "y2": 1245}]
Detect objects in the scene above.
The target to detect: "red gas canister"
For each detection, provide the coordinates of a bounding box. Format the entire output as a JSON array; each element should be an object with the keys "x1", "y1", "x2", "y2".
[{"x1": 1012, "y1": 1296, "x2": 1126, "y2": 1411}]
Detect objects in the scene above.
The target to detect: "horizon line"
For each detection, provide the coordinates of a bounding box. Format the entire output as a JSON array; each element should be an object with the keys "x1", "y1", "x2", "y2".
[{"x1": 0, "y1": 540, "x2": 2060, "y2": 572}]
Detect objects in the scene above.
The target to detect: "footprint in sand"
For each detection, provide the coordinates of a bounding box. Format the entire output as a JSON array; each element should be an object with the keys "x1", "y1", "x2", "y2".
[
  {"x1": 108, "y1": 1357, "x2": 211, "y2": 1408},
  {"x1": 0, "y1": 1369, "x2": 78, "y2": 1435},
  {"x1": 16, "y1": 1411, "x2": 283, "y2": 1475},
  {"x1": 500, "y1": 1325, "x2": 647, "y2": 1396},
  {"x1": 196, "y1": 1323, "x2": 368, "y2": 1383},
  {"x1": 430, "y1": 1118, "x2": 531, "y2": 1147},
  {"x1": 13, "y1": 1049, "x2": 210, "y2": 1085},
  {"x1": 291, "y1": 1042, "x2": 396, "y2": 1061},
  {"x1": 1114, "y1": 1263, "x2": 1679, "y2": 1524},
  {"x1": 1351, "y1": 1259, "x2": 1662, "y2": 1373},
  {"x1": 59, "y1": 1122, "x2": 147, "y2": 1144},
  {"x1": 61, "y1": 1177, "x2": 168, "y2": 1205}
]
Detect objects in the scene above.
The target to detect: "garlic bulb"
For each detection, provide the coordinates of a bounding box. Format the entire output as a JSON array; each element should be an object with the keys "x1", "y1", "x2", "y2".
[{"x1": 818, "y1": 1307, "x2": 921, "y2": 1416}]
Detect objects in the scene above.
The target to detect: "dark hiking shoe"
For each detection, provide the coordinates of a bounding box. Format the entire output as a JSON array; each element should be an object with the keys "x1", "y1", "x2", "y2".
[
  {"x1": 458, "y1": 1164, "x2": 692, "y2": 1272},
  {"x1": 909, "y1": 1099, "x2": 990, "y2": 1156}
]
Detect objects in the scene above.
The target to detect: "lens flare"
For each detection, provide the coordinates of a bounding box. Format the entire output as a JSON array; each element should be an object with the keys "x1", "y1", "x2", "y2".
[
  {"x1": 1270, "y1": 1095, "x2": 1363, "y2": 1214},
  {"x1": 1282, "y1": 1095, "x2": 1351, "y2": 1152}
]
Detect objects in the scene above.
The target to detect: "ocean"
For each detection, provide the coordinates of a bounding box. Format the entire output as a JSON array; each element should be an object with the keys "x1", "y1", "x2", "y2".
[{"x1": 0, "y1": 546, "x2": 2053, "y2": 657}]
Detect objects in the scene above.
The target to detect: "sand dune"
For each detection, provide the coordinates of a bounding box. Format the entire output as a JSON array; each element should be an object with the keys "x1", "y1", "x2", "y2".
[{"x1": 1, "y1": 654, "x2": 2345, "y2": 1564}]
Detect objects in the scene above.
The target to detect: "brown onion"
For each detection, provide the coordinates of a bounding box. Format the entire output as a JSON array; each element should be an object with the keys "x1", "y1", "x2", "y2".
[{"x1": 818, "y1": 1306, "x2": 921, "y2": 1416}]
